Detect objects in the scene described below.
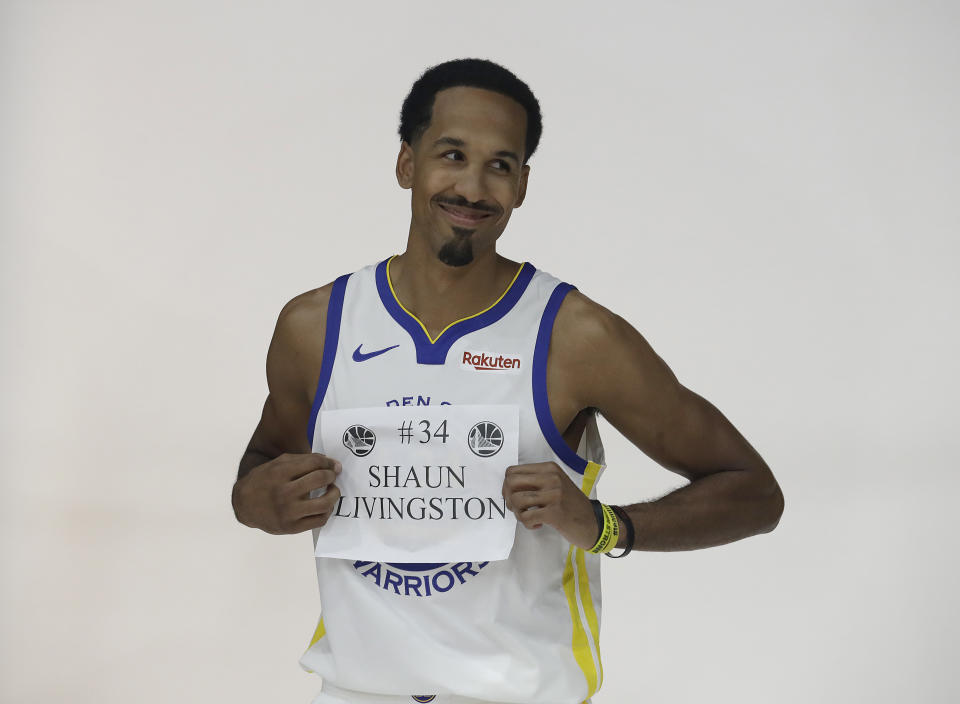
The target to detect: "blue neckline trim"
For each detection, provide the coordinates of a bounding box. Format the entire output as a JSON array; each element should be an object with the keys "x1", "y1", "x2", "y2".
[
  {"x1": 307, "y1": 273, "x2": 350, "y2": 445},
  {"x1": 375, "y1": 258, "x2": 536, "y2": 365},
  {"x1": 532, "y1": 282, "x2": 588, "y2": 475}
]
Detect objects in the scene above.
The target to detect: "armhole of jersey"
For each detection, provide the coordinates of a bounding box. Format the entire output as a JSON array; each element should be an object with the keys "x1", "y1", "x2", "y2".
[
  {"x1": 532, "y1": 281, "x2": 591, "y2": 475},
  {"x1": 306, "y1": 273, "x2": 350, "y2": 445}
]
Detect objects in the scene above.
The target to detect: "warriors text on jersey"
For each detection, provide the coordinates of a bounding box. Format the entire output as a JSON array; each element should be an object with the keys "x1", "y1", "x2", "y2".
[{"x1": 300, "y1": 256, "x2": 607, "y2": 703}]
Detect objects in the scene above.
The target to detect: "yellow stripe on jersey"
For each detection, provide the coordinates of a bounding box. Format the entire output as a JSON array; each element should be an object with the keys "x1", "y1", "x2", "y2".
[
  {"x1": 385, "y1": 256, "x2": 526, "y2": 344},
  {"x1": 576, "y1": 547, "x2": 604, "y2": 689},
  {"x1": 308, "y1": 616, "x2": 326, "y2": 648},
  {"x1": 301, "y1": 616, "x2": 327, "y2": 674},
  {"x1": 563, "y1": 460, "x2": 605, "y2": 697},
  {"x1": 579, "y1": 460, "x2": 604, "y2": 688},
  {"x1": 563, "y1": 545, "x2": 598, "y2": 695}
]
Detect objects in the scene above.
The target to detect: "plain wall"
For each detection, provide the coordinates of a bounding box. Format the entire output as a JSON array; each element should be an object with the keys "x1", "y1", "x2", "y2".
[{"x1": 2, "y1": 2, "x2": 958, "y2": 702}]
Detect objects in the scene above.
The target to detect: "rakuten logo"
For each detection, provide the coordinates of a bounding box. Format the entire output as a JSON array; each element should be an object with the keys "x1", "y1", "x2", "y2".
[{"x1": 460, "y1": 350, "x2": 522, "y2": 374}]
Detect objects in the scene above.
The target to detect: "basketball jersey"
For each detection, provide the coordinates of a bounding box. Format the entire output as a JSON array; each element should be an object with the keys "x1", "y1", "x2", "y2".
[{"x1": 299, "y1": 256, "x2": 607, "y2": 704}]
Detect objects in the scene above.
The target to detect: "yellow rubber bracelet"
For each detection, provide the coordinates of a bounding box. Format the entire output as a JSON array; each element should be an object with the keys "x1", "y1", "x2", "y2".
[
  {"x1": 588, "y1": 503, "x2": 620, "y2": 554},
  {"x1": 601, "y1": 504, "x2": 620, "y2": 553}
]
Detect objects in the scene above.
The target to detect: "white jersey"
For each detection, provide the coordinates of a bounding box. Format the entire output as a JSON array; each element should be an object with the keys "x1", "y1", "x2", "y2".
[{"x1": 300, "y1": 256, "x2": 607, "y2": 704}]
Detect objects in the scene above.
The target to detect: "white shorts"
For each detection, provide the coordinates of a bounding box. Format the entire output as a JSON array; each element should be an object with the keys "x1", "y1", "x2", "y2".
[{"x1": 311, "y1": 682, "x2": 591, "y2": 704}]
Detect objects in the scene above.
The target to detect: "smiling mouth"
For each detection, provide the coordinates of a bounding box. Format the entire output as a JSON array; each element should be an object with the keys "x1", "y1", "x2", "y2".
[{"x1": 437, "y1": 202, "x2": 495, "y2": 227}]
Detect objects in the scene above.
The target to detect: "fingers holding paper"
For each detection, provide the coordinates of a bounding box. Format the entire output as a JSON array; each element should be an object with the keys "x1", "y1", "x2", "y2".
[{"x1": 501, "y1": 462, "x2": 598, "y2": 550}]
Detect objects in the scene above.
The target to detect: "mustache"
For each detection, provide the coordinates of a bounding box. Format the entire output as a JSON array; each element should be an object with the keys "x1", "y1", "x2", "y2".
[{"x1": 434, "y1": 196, "x2": 500, "y2": 214}]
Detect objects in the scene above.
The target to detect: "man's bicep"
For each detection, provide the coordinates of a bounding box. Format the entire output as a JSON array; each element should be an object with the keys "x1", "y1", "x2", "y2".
[
  {"x1": 245, "y1": 291, "x2": 329, "y2": 465},
  {"x1": 581, "y1": 306, "x2": 768, "y2": 481}
]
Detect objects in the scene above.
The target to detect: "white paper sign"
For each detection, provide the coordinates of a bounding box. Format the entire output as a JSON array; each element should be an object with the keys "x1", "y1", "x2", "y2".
[{"x1": 315, "y1": 404, "x2": 519, "y2": 562}]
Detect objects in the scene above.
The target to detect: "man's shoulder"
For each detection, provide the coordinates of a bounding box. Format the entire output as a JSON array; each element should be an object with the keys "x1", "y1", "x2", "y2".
[
  {"x1": 281, "y1": 282, "x2": 335, "y2": 320},
  {"x1": 272, "y1": 281, "x2": 338, "y2": 355},
  {"x1": 274, "y1": 257, "x2": 384, "y2": 337},
  {"x1": 549, "y1": 286, "x2": 657, "y2": 397},
  {"x1": 552, "y1": 288, "x2": 624, "y2": 350}
]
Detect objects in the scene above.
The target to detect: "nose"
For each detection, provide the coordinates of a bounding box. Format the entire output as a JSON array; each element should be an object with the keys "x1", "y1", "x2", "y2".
[{"x1": 452, "y1": 163, "x2": 486, "y2": 205}]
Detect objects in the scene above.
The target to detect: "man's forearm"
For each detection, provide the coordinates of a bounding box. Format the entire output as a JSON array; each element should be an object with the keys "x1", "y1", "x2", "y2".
[
  {"x1": 237, "y1": 448, "x2": 273, "y2": 481},
  {"x1": 616, "y1": 468, "x2": 783, "y2": 551}
]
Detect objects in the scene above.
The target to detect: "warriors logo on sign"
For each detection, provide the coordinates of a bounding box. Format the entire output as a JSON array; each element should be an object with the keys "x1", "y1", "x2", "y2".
[
  {"x1": 343, "y1": 424, "x2": 376, "y2": 457},
  {"x1": 468, "y1": 421, "x2": 503, "y2": 457}
]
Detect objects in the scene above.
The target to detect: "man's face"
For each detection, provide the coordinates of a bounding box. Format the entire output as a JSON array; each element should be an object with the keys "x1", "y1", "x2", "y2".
[{"x1": 396, "y1": 86, "x2": 530, "y2": 267}]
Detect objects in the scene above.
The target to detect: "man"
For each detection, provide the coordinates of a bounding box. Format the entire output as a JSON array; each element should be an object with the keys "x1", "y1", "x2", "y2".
[{"x1": 232, "y1": 58, "x2": 783, "y2": 704}]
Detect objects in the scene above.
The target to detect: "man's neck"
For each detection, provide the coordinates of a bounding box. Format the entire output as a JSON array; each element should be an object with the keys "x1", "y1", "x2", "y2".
[{"x1": 389, "y1": 243, "x2": 521, "y2": 341}]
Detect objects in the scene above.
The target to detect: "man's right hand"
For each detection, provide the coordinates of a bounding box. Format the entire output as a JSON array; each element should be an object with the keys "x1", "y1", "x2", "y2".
[{"x1": 232, "y1": 453, "x2": 342, "y2": 535}]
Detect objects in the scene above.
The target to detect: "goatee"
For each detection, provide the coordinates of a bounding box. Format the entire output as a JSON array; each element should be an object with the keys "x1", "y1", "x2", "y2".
[{"x1": 437, "y1": 227, "x2": 474, "y2": 267}]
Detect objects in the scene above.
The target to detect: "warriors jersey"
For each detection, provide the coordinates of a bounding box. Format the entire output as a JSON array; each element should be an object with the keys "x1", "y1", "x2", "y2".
[{"x1": 299, "y1": 256, "x2": 607, "y2": 704}]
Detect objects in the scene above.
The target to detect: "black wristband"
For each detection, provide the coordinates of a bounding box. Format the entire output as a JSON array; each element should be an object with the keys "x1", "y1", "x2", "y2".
[{"x1": 604, "y1": 505, "x2": 634, "y2": 558}]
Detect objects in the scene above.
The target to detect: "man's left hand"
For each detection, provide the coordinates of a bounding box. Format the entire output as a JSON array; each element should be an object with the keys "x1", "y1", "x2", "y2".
[{"x1": 502, "y1": 462, "x2": 598, "y2": 550}]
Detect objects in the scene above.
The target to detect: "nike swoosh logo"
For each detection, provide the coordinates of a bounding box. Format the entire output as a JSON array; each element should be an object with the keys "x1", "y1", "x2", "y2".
[{"x1": 352, "y1": 344, "x2": 399, "y2": 362}]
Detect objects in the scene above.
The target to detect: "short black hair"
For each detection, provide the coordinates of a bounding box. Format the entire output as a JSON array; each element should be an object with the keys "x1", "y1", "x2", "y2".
[{"x1": 398, "y1": 58, "x2": 543, "y2": 164}]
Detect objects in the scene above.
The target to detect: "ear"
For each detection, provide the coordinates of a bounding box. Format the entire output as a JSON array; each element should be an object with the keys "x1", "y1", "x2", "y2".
[
  {"x1": 513, "y1": 164, "x2": 530, "y2": 208},
  {"x1": 396, "y1": 141, "x2": 415, "y2": 189}
]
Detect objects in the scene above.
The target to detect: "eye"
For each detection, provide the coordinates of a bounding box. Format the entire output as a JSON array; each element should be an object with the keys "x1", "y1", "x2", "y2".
[
  {"x1": 491, "y1": 159, "x2": 511, "y2": 173},
  {"x1": 441, "y1": 150, "x2": 464, "y2": 161}
]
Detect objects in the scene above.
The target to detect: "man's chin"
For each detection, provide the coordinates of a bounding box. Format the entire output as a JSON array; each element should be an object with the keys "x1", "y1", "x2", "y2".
[{"x1": 437, "y1": 238, "x2": 474, "y2": 267}]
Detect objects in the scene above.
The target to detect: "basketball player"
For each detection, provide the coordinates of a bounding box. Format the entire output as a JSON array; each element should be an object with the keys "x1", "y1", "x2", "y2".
[{"x1": 232, "y1": 59, "x2": 783, "y2": 704}]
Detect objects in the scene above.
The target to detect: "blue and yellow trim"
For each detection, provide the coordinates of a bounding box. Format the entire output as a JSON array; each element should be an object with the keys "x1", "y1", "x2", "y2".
[
  {"x1": 375, "y1": 256, "x2": 535, "y2": 365},
  {"x1": 386, "y1": 256, "x2": 526, "y2": 343}
]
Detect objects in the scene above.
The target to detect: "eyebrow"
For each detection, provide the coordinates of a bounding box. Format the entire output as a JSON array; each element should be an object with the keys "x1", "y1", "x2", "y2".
[{"x1": 431, "y1": 136, "x2": 521, "y2": 165}]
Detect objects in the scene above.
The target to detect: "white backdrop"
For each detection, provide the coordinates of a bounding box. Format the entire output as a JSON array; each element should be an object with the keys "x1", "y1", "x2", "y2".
[{"x1": 2, "y1": 2, "x2": 958, "y2": 703}]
